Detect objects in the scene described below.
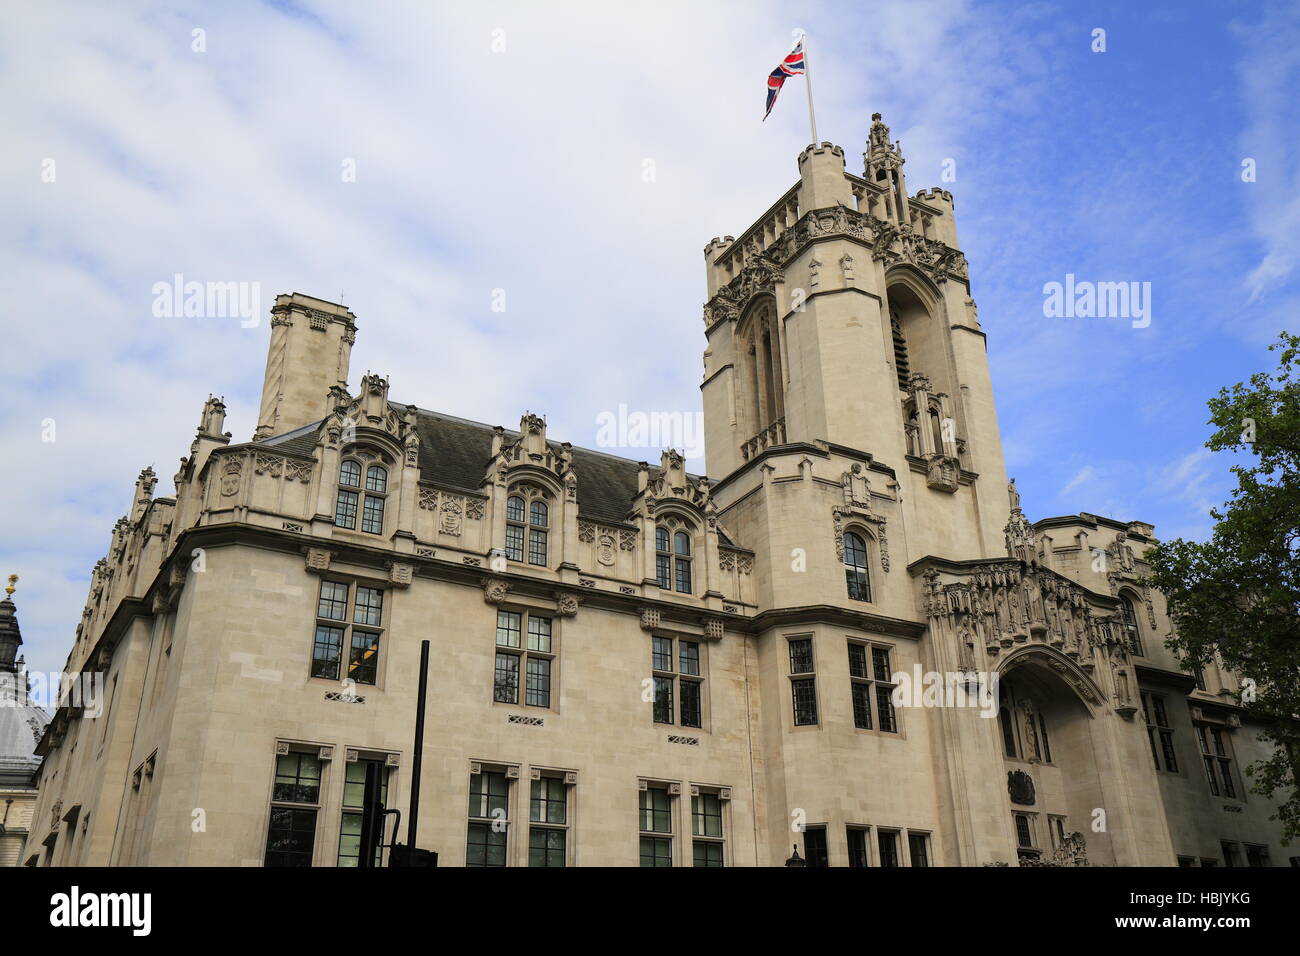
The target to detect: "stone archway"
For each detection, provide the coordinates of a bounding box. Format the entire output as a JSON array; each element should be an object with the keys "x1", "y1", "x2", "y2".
[{"x1": 994, "y1": 649, "x2": 1111, "y2": 865}]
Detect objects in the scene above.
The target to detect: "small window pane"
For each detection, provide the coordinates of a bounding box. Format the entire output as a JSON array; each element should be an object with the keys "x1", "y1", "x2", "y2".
[
  {"x1": 365, "y1": 465, "x2": 387, "y2": 492},
  {"x1": 311, "y1": 625, "x2": 344, "y2": 680},
  {"x1": 528, "y1": 827, "x2": 566, "y2": 867},
  {"x1": 317, "y1": 581, "x2": 349, "y2": 621},
  {"x1": 879, "y1": 829, "x2": 901, "y2": 866},
  {"x1": 789, "y1": 639, "x2": 814, "y2": 675},
  {"x1": 495, "y1": 611, "x2": 522, "y2": 647},
  {"x1": 652, "y1": 637, "x2": 673, "y2": 672},
  {"x1": 872, "y1": 646, "x2": 893, "y2": 682},
  {"x1": 506, "y1": 496, "x2": 525, "y2": 522},
  {"x1": 505, "y1": 524, "x2": 524, "y2": 562},
  {"x1": 361, "y1": 494, "x2": 385, "y2": 534},
  {"x1": 639, "y1": 789, "x2": 672, "y2": 833},
  {"x1": 653, "y1": 676, "x2": 674, "y2": 724},
  {"x1": 528, "y1": 528, "x2": 548, "y2": 565},
  {"x1": 693, "y1": 841, "x2": 724, "y2": 867},
  {"x1": 494, "y1": 653, "x2": 519, "y2": 703},
  {"x1": 348, "y1": 630, "x2": 380, "y2": 685},
  {"x1": 273, "y1": 752, "x2": 322, "y2": 804},
  {"x1": 656, "y1": 527, "x2": 670, "y2": 552},
  {"x1": 640, "y1": 836, "x2": 672, "y2": 867},
  {"x1": 466, "y1": 822, "x2": 506, "y2": 867},
  {"x1": 334, "y1": 490, "x2": 358, "y2": 529},
  {"x1": 468, "y1": 771, "x2": 509, "y2": 818},
  {"x1": 353, "y1": 587, "x2": 383, "y2": 626},
  {"x1": 908, "y1": 832, "x2": 930, "y2": 867},
  {"x1": 679, "y1": 641, "x2": 700, "y2": 676},
  {"x1": 655, "y1": 554, "x2": 671, "y2": 589},
  {"x1": 674, "y1": 531, "x2": 691, "y2": 555},
  {"x1": 264, "y1": 806, "x2": 318, "y2": 867},
  {"x1": 680, "y1": 680, "x2": 702, "y2": 728},
  {"x1": 530, "y1": 500, "x2": 548, "y2": 527},
  {"x1": 527, "y1": 616, "x2": 552, "y2": 652},
  {"x1": 530, "y1": 777, "x2": 566, "y2": 825},
  {"x1": 525, "y1": 656, "x2": 551, "y2": 707},
  {"x1": 675, "y1": 557, "x2": 692, "y2": 593},
  {"x1": 792, "y1": 677, "x2": 818, "y2": 726},
  {"x1": 339, "y1": 460, "x2": 361, "y2": 488},
  {"x1": 692, "y1": 794, "x2": 722, "y2": 837},
  {"x1": 847, "y1": 643, "x2": 867, "y2": 679},
  {"x1": 852, "y1": 682, "x2": 873, "y2": 730}
]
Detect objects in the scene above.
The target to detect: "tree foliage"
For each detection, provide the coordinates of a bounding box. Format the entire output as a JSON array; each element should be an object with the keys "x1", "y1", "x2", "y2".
[{"x1": 1144, "y1": 332, "x2": 1300, "y2": 843}]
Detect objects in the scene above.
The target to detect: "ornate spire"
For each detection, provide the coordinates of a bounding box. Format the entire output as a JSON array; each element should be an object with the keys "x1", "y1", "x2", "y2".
[{"x1": 0, "y1": 574, "x2": 22, "y2": 672}]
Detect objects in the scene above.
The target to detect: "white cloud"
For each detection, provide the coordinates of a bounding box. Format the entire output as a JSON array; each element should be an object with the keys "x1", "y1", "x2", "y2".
[{"x1": 2, "y1": 1, "x2": 1061, "y2": 677}]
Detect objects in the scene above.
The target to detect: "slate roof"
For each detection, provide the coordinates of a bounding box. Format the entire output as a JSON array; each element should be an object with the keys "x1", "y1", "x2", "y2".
[{"x1": 262, "y1": 407, "x2": 711, "y2": 530}]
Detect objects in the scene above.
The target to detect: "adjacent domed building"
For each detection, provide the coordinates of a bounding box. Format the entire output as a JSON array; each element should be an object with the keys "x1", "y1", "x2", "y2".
[{"x1": 0, "y1": 578, "x2": 50, "y2": 867}]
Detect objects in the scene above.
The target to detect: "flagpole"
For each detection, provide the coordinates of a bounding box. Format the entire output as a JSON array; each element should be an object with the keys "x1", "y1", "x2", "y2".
[{"x1": 802, "y1": 32, "x2": 819, "y2": 145}]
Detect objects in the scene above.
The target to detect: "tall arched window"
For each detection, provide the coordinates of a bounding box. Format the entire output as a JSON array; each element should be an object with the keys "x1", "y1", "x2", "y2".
[
  {"x1": 655, "y1": 527, "x2": 671, "y2": 589},
  {"x1": 673, "y1": 531, "x2": 693, "y2": 594},
  {"x1": 362, "y1": 465, "x2": 387, "y2": 534},
  {"x1": 1120, "y1": 596, "x2": 1144, "y2": 656},
  {"x1": 1000, "y1": 706, "x2": 1018, "y2": 759},
  {"x1": 528, "y1": 500, "x2": 549, "y2": 566},
  {"x1": 505, "y1": 495, "x2": 526, "y2": 562},
  {"x1": 843, "y1": 531, "x2": 871, "y2": 602}
]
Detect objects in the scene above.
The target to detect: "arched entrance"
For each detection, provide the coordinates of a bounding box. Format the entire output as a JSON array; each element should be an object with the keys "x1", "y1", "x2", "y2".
[{"x1": 995, "y1": 648, "x2": 1110, "y2": 865}]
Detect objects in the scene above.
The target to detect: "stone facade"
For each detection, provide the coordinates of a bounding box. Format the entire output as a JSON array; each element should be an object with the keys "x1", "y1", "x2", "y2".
[{"x1": 26, "y1": 114, "x2": 1291, "y2": 867}]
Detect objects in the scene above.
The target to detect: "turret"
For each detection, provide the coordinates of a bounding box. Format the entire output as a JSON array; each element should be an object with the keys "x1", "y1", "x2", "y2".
[{"x1": 254, "y1": 293, "x2": 357, "y2": 440}]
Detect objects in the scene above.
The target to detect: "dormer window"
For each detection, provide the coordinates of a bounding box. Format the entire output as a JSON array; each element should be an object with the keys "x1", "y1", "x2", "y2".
[
  {"x1": 335, "y1": 459, "x2": 386, "y2": 535},
  {"x1": 655, "y1": 521, "x2": 694, "y2": 594},
  {"x1": 506, "y1": 489, "x2": 550, "y2": 566}
]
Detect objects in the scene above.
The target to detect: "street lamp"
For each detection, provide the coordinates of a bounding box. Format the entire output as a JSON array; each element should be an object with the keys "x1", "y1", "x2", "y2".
[{"x1": 785, "y1": 843, "x2": 806, "y2": 867}]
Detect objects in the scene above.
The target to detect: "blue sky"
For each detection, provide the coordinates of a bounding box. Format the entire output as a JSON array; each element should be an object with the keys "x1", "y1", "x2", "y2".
[{"x1": 2, "y1": 0, "x2": 1297, "y2": 680}]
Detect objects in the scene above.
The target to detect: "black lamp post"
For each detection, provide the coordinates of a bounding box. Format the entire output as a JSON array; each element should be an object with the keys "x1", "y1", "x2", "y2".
[{"x1": 785, "y1": 843, "x2": 806, "y2": 867}]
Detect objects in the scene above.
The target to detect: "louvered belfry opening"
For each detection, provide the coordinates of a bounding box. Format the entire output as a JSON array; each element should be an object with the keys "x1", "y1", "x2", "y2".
[{"x1": 891, "y1": 310, "x2": 910, "y2": 390}]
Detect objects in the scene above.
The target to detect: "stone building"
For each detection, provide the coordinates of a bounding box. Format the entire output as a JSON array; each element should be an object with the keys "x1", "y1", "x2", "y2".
[
  {"x1": 27, "y1": 115, "x2": 1290, "y2": 866},
  {"x1": 1, "y1": 578, "x2": 51, "y2": 867}
]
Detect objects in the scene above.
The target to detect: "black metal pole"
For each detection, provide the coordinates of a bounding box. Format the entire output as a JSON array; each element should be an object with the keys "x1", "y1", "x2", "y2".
[
  {"x1": 358, "y1": 760, "x2": 382, "y2": 867},
  {"x1": 407, "y1": 639, "x2": 429, "y2": 849}
]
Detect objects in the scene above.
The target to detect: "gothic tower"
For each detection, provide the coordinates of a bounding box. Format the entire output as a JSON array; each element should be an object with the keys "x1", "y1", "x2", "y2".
[{"x1": 700, "y1": 117, "x2": 1021, "y2": 864}]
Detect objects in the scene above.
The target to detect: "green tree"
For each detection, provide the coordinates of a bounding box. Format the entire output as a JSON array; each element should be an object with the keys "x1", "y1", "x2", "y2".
[{"x1": 1144, "y1": 332, "x2": 1300, "y2": 844}]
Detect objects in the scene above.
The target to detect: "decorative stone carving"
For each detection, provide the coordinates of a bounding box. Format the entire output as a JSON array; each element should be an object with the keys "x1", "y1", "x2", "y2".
[
  {"x1": 219, "y1": 458, "x2": 242, "y2": 497},
  {"x1": 387, "y1": 561, "x2": 414, "y2": 588},
  {"x1": 482, "y1": 577, "x2": 511, "y2": 605},
  {"x1": 596, "y1": 533, "x2": 616, "y2": 567},
  {"x1": 702, "y1": 618, "x2": 724, "y2": 641},
  {"x1": 639, "y1": 607, "x2": 661, "y2": 631},
  {"x1": 554, "y1": 592, "x2": 580, "y2": 617},
  {"x1": 284, "y1": 459, "x2": 313, "y2": 482},
  {"x1": 619, "y1": 529, "x2": 637, "y2": 551},
  {"x1": 254, "y1": 454, "x2": 284, "y2": 477},
  {"x1": 578, "y1": 521, "x2": 596, "y2": 543},
  {"x1": 439, "y1": 497, "x2": 463, "y2": 536},
  {"x1": 1008, "y1": 770, "x2": 1036, "y2": 806},
  {"x1": 925, "y1": 454, "x2": 960, "y2": 493},
  {"x1": 419, "y1": 487, "x2": 438, "y2": 511},
  {"x1": 304, "y1": 547, "x2": 333, "y2": 574}
]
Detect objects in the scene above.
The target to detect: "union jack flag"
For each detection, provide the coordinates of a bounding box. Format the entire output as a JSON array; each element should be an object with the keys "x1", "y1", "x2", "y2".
[{"x1": 763, "y1": 38, "x2": 806, "y2": 121}]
